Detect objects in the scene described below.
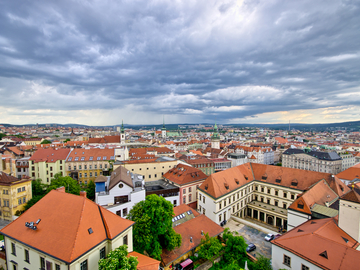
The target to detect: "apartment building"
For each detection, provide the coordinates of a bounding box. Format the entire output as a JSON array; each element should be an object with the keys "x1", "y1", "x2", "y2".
[
  {"x1": 65, "y1": 148, "x2": 115, "y2": 185},
  {"x1": 337, "y1": 150, "x2": 355, "y2": 171},
  {"x1": 29, "y1": 148, "x2": 71, "y2": 184},
  {"x1": 0, "y1": 172, "x2": 32, "y2": 221},
  {"x1": 114, "y1": 157, "x2": 178, "y2": 182},
  {"x1": 197, "y1": 163, "x2": 347, "y2": 231},
  {"x1": 163, "y1": 164, "x2": 207, "y2": 209},
  {"x1": 282, "y1": 148, "x2": 342, "y2": 174}
]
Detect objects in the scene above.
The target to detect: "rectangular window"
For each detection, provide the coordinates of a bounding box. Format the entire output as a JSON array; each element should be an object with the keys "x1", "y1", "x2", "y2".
[
  {"x1": 123, "y1": 235, "x2": 128, "y2": 246},
  {"x1": 56, "y1": 264, "x2": 60, "y2": 270},
  {"x1": 100, "y1": 247, "x2": 106, "y2": 260},
  {"x1": 79, "y1": 165, "x2": 82, "y2": 170},
  {"x1": 84, "y1": 173, "x2": 87, "y2": 177},
  {"x1": 301, "y1": 264, "x2": 309, "y2": 270},
  {"x1": 95, "y1": 172, "x2": 98, "y2": 176},
  {"x1": 40, "y1": 257, "x2": 45, "y2": 270},
  {"x1": 18, "y1": 199, "x2": 22, "y2": 205},
  {"x1": 24, "y1": 249, "x2": 30, "y2": 263},
  {"x1": 183, "y1": 188, "x2": 186, "y2": 194},
  {"x1": 122, "y1": 208, "x2": 128, "y2": 217},
  {"x1": 79, "y1": 173, "x2": 82, "y2": 178},
  {"x1": 94, "y1": 165, "x2": 97, "y2": 169},
  {"x1": 189, "y1": 194, "x2": 192, "y2": 202},
  {"x1": 90, "y1": 172, "x2": 92, "y2": 177},
  {"x1": 183, "y1": 197, "x2": 186, "y2": 204},
  {"x1": 283, "y1": 255, "x2": 291, "y2": 267},
  {"x1": 50, "y1": 167, "x2": 53, "y2": 171},
  {"x1": 17, "y1": 188, "x2": 21, "y2": 193},
  {"x1": 189, "y1": 187, "x2": 191, "y2": 192},
  {"x1": 68, "y1": 166, "x2": 71, "y2": 171},
  {"x1": 100, "y1": 164, "x2": 102, "y2": 169},
  {"x1": 11, "y1": 242, "x2": 16, "y2": 255},
  {"x1": 80, "y1": 260, "x2": 88, "y2": 270},
  {"x1": 74, "y1": 166, "x2": 77, "y2": 170},
  {"x1": 89, "y1": 165, "x2": 92, "y2": 169},
  {"x1": 283, "y1": 192, "x2": 287, "y2": 198}
]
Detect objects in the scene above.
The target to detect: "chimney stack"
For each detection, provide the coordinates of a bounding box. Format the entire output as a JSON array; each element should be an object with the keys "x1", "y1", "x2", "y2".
[
  {"x1": 80, "y1": 191, "x2": 87, "y2": 197},
  {"x1": 57, "y1": 186, "x2": 66, "y2": 193}
]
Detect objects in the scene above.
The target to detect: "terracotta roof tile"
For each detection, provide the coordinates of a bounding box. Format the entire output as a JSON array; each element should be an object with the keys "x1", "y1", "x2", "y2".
[
  {"x1": 0, "y1": 189, "x2": 134, "y2": 263},
  {"x1": 163, "y1": 164, "x2": 207, "y2": 186},
  {"x1": 30, "y1": 148, "x2": 71, "y2": 163},
  {"x1": 128, "y1": 251, "x2": 160, "y2": 270},
  {"x1": 272, "y1": 218, "x2": 360, "y2": 270}
]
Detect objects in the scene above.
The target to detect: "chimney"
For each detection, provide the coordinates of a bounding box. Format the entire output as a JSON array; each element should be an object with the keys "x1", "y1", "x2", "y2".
[
  {"x1": 57, "y1": 186, "x2": 65, "y2": 193},
  {"x1": 190, "y1": 237, "x2": 193, "y2": 243},
  {"x1": 80, "y1": 191, "x2": 87, "y2": 197}
]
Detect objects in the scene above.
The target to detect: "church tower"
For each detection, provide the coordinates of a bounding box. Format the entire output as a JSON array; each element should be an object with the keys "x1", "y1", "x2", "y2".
[
  {"x1": 120, "y1": 120, "x2": 125, "y2": 144},
  {"x1": 161, "y1": 117, "x2": 167, "y2": 140},
  {"x1": 211, "y1": 122, "x2": 220, "y2": 149}
]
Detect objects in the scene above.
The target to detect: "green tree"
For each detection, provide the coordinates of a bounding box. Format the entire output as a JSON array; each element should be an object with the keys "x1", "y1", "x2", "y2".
[
  {"x1": 64, "y1": 138, "x2": 70, "y2": 142},
  {"x1": 249, "y1": 255, "x2": 272, "y2": 270},
  {"x1": 32, "y1": 179, "x2": 48, "y2": 197},
  {"x1": 197, "y1": 233, "x2": 223, "y2": 265},
  {"x1": 41, "y1": 140, "x2": 52, "y2": 144},
  {"x1": 98, "y1": 245, "x2": 138, "y2": 270},
  {"x1": 0, "y1": 133, "x2": 6, "y2": 140},
  {"x1": 23, "y1": 195, "x2": 45, "y2": 211},
  {"x1": 222, "y1": 228, "x2": 247, "y2": 266},
  {"x1": 127, "y1": 194, "x2": 181, "y2": 260},
  {"x1": 86, "y1": 181, "x2": 95, "y2": 201},
  {"x1": 47, "y1": 173, "x2": 81, "y2": 195}
]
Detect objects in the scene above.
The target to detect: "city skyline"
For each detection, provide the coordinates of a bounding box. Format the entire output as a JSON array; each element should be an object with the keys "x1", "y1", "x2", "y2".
[{"x1": 0, "y1": 0, "x2": 359, "y2": 125}]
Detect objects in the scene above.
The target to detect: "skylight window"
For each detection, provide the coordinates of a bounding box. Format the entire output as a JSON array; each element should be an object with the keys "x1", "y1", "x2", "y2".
[
  {"x1": 81, "y1": 157, "x2": 85, "y2": 161},
  {"x1": 89, "y1": 156, "x2": 93, "y2": 161},
  {"x1": 97, "y1": 157, "x2": 101, "y2": 160},
  {"x1": 103, "y1": 156, "x2": 107, "y2": 160},
  {"x1": 88, "y1": 228, "x2": 93, "y2": 234},
  {"x1": 68, "y1": 157, "x2": 72, "y2": 161},
  {"x1": 74, "y1": 157, "x2": 79, "y2": 161},
  {"x1": 110, "y1": 156, "x2": 115, "y2": 159}
]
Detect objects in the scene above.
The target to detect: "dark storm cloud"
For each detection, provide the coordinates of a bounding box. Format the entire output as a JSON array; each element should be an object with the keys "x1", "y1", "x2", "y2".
[{"x1": 0, "y1": 0, "x2": 359, "y2": 123}]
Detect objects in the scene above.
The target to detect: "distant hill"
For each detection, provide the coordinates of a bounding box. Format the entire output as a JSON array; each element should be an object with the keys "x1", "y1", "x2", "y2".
[{"x1": 1, "y1": 120, "x2": 359, "y2": 131}]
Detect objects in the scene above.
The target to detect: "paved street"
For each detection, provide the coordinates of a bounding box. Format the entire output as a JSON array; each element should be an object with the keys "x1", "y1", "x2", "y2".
[
  {"x1": 224, "y1": 219, "x2": 272, "y2": 259},
  {"x1": 0, "y1": 219, "x2": 11, "y2": 230}
]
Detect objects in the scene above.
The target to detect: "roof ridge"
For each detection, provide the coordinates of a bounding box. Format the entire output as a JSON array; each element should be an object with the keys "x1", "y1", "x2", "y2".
[{"x1": 69, "y1": 196, "x2": 87, "y2": 261}]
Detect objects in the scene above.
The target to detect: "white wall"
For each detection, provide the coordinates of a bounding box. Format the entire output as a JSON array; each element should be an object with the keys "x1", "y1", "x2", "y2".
[
  {"x1": 338, "y1": 199, "x2": 360, "y2": 242},
  {"x1": 287, "y1": 209, "x2": 311, "y2": 230},
  {"x1": 271, "y1": 244, "x2": 323, "y2": 270}
]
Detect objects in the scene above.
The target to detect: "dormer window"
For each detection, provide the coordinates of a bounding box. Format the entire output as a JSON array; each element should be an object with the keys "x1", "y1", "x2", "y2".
[
  {"x1": 291, "y1": 179, "x2": 298, "y2": 186},
  {"x1": 297, "y1": 203, "x2": 304, "y2": 209},
  {"x1": 262, "y1": 174, "x2": 267, "y2": 180},
  {"x1": 275, "y1": 178, "x2": 281, "y2": 183},
  {"x1": 205, "y1": 184, "x2": 208, "y2": 190},
  {"x1": 224, "y1": 183, "x2": 229, "y2": 190},
  {"x1": 235, "y1": 178, "x2": 239, "y2": 184}
]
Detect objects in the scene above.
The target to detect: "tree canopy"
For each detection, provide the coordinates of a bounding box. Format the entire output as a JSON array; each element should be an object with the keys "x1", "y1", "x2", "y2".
[
  {"x1": 47, "y1": 173, "x2": 81, "y2": 195},
  {"x1": 197, "y1": 233, "x2": 223, "y2": 265},
  {"x1": 127, "y1": 194, "x2": 181, "y2": 260},
  {"x1": 41, "y1": 139, "x2": 52, "y2": 144},
  {"x1": 86, "y1": 180, "x2": 96, "y2": 201},
  {"x1": 98, "y1": 245, "x2": 138, "y2": 270}
]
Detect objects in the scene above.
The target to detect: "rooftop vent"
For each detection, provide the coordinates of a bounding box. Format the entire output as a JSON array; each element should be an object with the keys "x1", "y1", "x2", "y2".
[
  {"x1": 235, "y1": 178, "x2": 239, "y2": 184},
  {"x1": 244, "y1": 175, "x2": 248, "y2": 180},
  {"x1": 224, "y1": 183, "x2": 229, "y2": 190},
  {"x1": 311, "y1": 221, "x2": 317, "y2": 224},
  {"x1": 342, "y1": 236, "x2": 349, "y2": 243},
  {"x1": 201, "y1": 230, "x2": 204, "y2": 236},
  {"x1": 319, "y1": 250, "x2": 328, "y2": 259},
  {"x1": 190, "y1": 237, "x2": 193, "y2": 243},
  {"x1": 297, "y1": 229, "x2": 304, "y2": 232},
  {"x1": 205, "y1": 184, "x2": 208, "y2": 190}
]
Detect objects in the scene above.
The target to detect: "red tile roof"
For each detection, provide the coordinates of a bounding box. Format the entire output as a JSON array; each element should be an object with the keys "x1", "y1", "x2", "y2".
[
  {"x1": 289, "y1": 180, "x2": 338, "y2": 214},
  {"x1": 199, "y1": 163, "x2": 349, "y2": 199},
  {"x1": 336, "y1": 166, "x2": 360, "y2": 181},
  {"x1": 163, "y1": 164, "x2": 207, "y2": 186},
  {"x1": 0, "y1": 188, "x2": 134, "y2": 263},
  {"x1": 128, "y1": 251, "x2": 160, "y2": 270},
  {"x1": 66, "y1": 148, "x2": 114, "y2": 162},
  {"x1": 161, "y1": 205, "x2": 223, "y2": 267},
  {"x1": 272, "y1": 218, "x2": 360, "y2": 270},
  {"x1": 0, "y1": 172, "x2": 31, "y2": 186},
  {"x1": 29, "y1": 148, "x2": 71, "y2": 163},
  {"x1": 340, "y1": 190, "x2": 360, "y2": 204}
]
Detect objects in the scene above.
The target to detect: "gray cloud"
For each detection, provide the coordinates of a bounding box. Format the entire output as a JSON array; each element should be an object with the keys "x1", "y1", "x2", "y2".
[{"x1": 0, "y1": 0, "x2": 359, "y2": 124}]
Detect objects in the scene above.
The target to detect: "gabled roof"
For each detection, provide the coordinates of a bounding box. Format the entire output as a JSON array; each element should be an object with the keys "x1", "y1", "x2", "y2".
[
  {"x1": 272, "y1": 218, "x2": 360, "y2": 270},
  {"x1": 289, "y1": 180, "x2": 338, "y2": 215},
  {"x1": 163, "y1": 164, "x2": 207, "y2": 186},
  {"x1": 108, "y1": 166, "x2": 133, "y2": 190},
  {"x1": 340, "y1": 189, "x2": 360, "y2": 204},
  {"x1": 0, "y1": 188, "x2": 134, "y2": 263}
]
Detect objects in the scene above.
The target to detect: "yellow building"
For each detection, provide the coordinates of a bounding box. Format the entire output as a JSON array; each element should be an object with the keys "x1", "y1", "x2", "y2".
[
  {"x1": 22, "y1": 138, "x2": 44, "y2": 146},
  {"x1": 29, "y1": 148, "x2": 71, "y2": 184},
  {"x1": 115, "y1": 157, "x2": 178, "y2": 182},
  {"x1": 0, "y1": 172, "x2": 32, "y2": 221},
  {"x1": 65, "y1": 148, "x2": 115, "y2": 185}
]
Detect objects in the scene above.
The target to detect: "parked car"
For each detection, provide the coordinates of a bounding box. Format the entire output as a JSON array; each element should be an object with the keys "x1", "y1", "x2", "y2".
[
  {"x1": 246, "y1": 243, "x2": 256, "y2": 252},
  {"x1": 264, "y1": 233, "x2": 275, "y2": 241},
  {"x1": 274, "y1": 234, "x2": 281, "y2": 240}
]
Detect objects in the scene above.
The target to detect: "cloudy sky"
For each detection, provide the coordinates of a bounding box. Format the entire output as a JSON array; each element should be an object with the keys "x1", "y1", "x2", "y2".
[{"x1": 0, "y1": 0, "x2": 359, "y2": 126}]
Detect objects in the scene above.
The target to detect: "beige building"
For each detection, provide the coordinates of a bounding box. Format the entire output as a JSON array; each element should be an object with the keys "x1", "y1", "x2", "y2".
[
  {"x1": 197, "y1": 163, "x2": 346, "y2": 230},
  {"x1": 282, "y1": 148, "x2": 342, "y2": 174},
  {"x1": 0, "y1": 172, "x2": 32, "y2": 221},
  {"x1": 114, "y1": 157, "x2": 178, "y2": 182},
  {"x1": 0, "y1": 187, "x2": 135, "y2": 270},
  {"x1": 65, "y1": 148, "x2": 115, "y2": 185},
  {"x1": 29, "y1": 148, "x2": 71, "y2": 184}
]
